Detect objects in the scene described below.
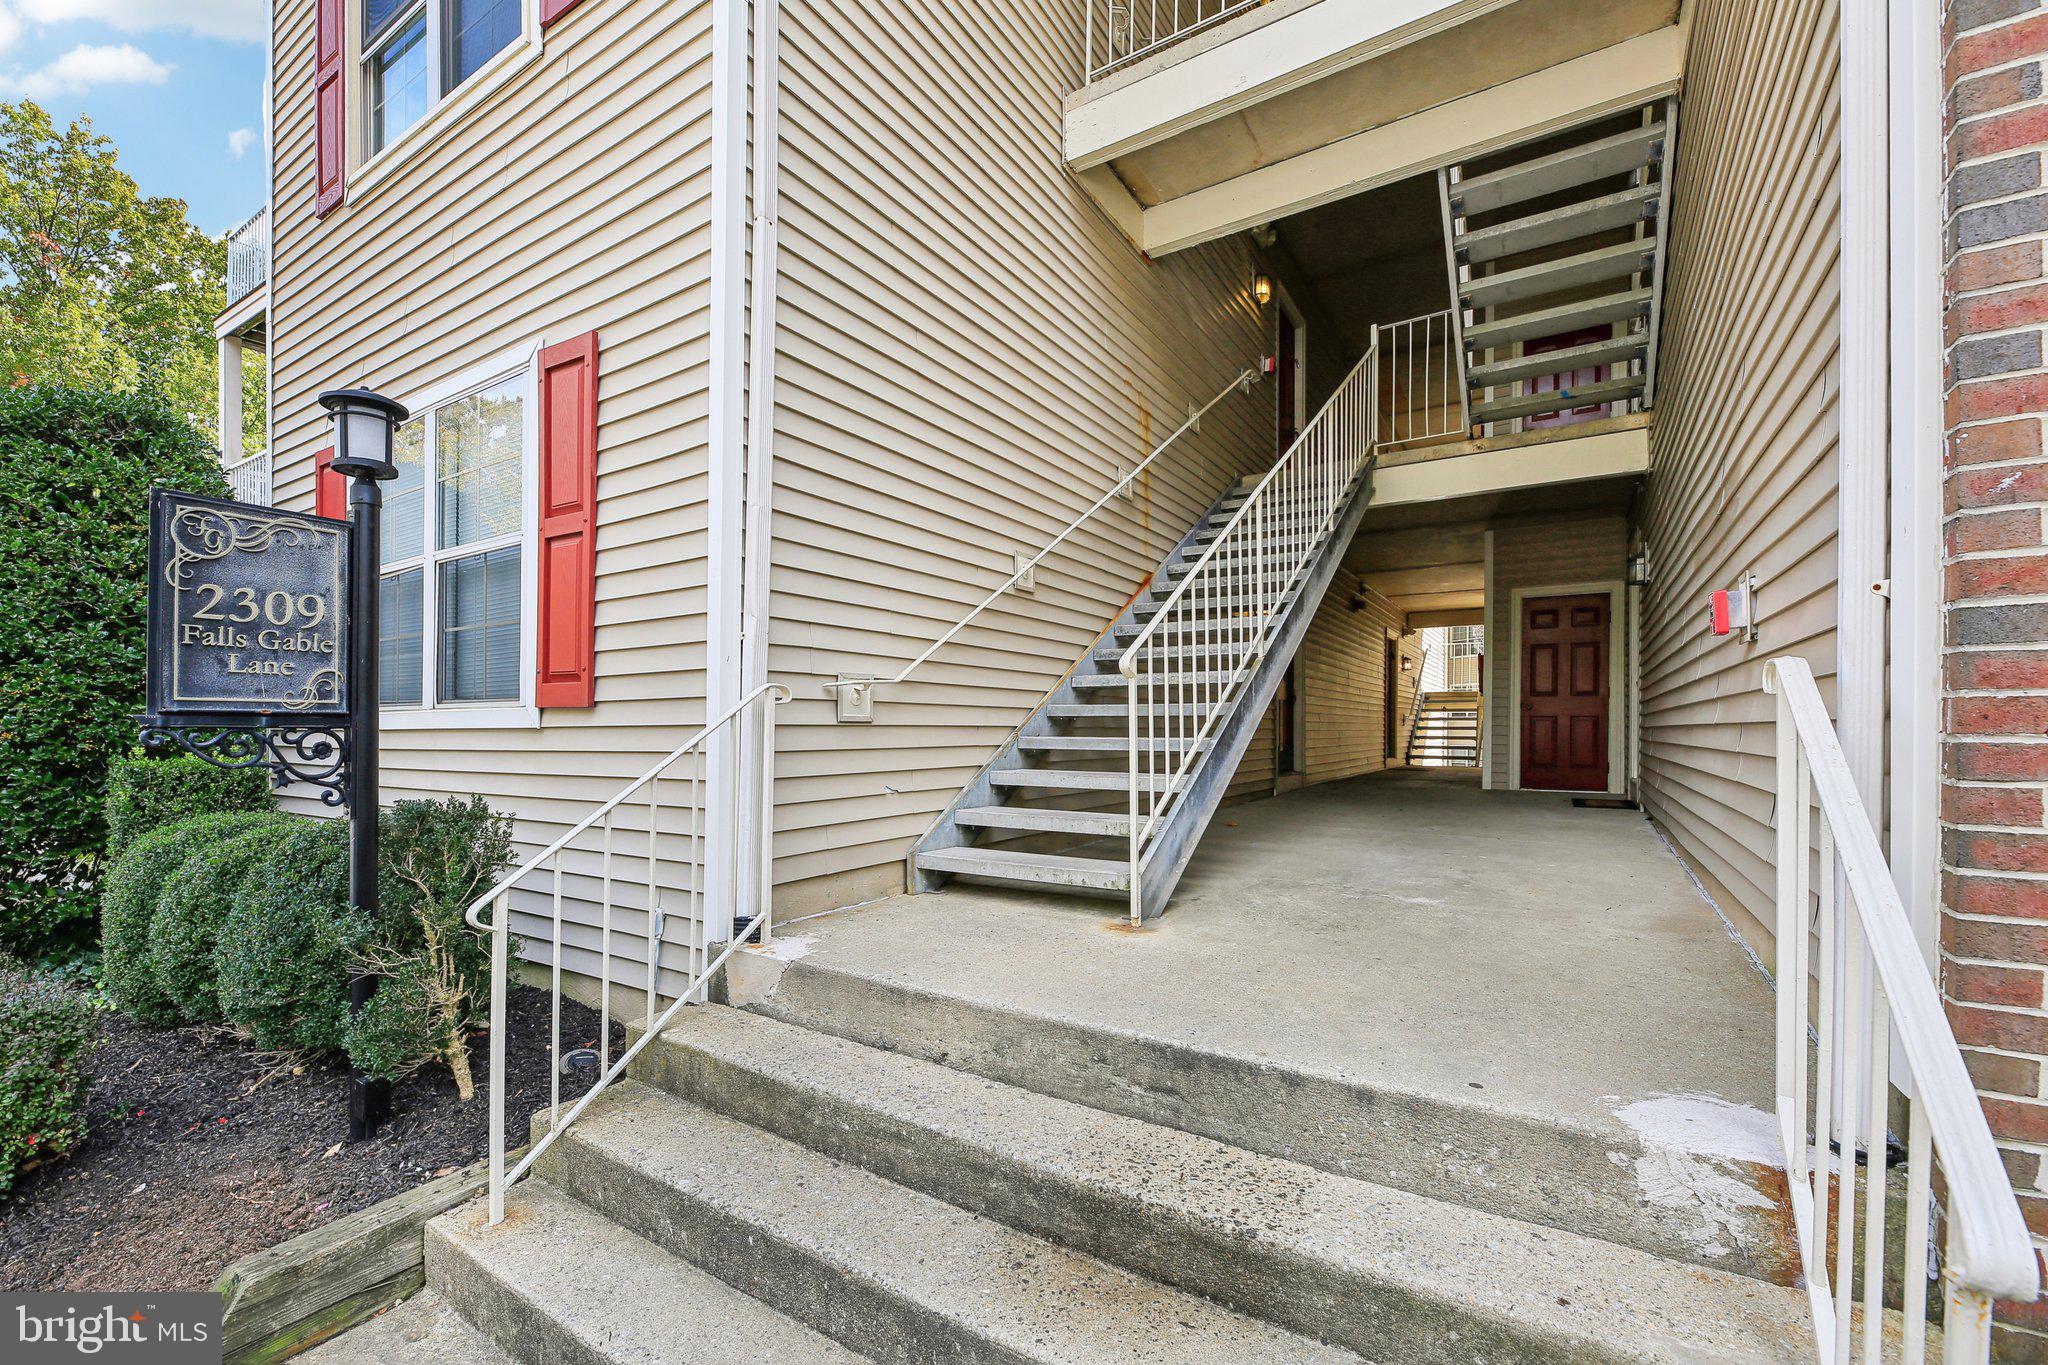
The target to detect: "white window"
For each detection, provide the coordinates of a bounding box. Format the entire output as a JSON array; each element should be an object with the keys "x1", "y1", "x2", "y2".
[
  {"x1": 378, "y1": 344, "x2": 540, "y2": 727},
  {"x1": 363, "y1": 0, "x2": 531, "y2": 158}
]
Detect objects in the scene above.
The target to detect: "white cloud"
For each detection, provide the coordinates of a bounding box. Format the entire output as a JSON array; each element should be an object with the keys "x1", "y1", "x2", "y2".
[
  {"x1": 17, "y1": 0, "x2": 263, "y2": 43},
  {"x1": 0, "y1": 8, "x2": 21, "y2": 57},
  {"x1": 0, "y1": 42, "x2": 172, "y2": 99},
  {"x1": 227, "y1": 126, "x2": 254, "y2": 159}
]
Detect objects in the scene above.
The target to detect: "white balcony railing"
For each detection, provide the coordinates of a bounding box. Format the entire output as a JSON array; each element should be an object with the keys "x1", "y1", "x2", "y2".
[
  {"x1": 1085, "y1": 0, "x2": 1264, "y2": 82},
  {"x1": 1446, "y1": 652, "x2": 1480, "y2": 693},
  {"x1": 221, "y1": 450, "x2": 271, "y2": 505},
  {"x1": 1378, "y1": 310, "x2": 1469, "y2": 447},
  {"x1": 226, "y1": 206, "x2": 269, "y2": 308}
]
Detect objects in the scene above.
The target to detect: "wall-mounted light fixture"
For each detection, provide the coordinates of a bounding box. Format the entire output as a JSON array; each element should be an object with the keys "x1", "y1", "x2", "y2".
[
  {"x1": 1252, "y1": 274, "x2": 1274, "y2": 307},
  {"x1": 1626, "y1": 548, "x2": 1652, "y2": 588}
]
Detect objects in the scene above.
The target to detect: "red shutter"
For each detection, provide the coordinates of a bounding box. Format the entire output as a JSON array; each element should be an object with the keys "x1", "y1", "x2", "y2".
[
  {"x1": 313, "y1": 0, "x2": 346, "y2": 217},
  {"x1": 540, "y1": 0, "x2": 587, "y2": 27},
  {"x1": 313, "y1": 446, "x2": 345, "y2": 519},
  {"x1": 535, "y1": 333, "x2": 600, "y2": 708}
]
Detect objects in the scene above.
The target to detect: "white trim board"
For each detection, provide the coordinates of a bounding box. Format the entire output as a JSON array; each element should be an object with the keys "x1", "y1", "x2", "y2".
[
  {"x1": 1128, "y1": 26, "x2": 1684, "y2": 256},
  {"x1": 1368, "y1": 425, "x2": 1648, "y2": 508},
  {"x1": 1505, "y1": 581, "x2": 1627, "y2": 797},
  {"x1": 1064, "y1": 0, "x2": 1517, "y2": 170}
]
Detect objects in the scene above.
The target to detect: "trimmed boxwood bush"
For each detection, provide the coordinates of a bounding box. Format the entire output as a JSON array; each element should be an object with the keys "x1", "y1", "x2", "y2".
[
  {"x1": 105, "y1": 752, "x2": 271, "y2": 863},
  {"x1": 101, "y1": 811, "x2": 271, "y2": 1023},
  {"x1": 146, "y1": 814, "x2": 301, "y2": 1024},
  {"x1": 345, "y1": 797, "x2": 512, "y2": 1098},
  {"x1": 0, "y1": 388, "x2": 230, "y2": 957},
  {"x1": 0, "y1": 956, "x2": 98, "y2": 1195},
  {"x1": 217, "y1": 819, "x2": 366, "y2": 1052}
]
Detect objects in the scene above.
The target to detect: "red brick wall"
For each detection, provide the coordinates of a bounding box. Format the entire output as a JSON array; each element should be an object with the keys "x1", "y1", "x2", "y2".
[{"x1": 1946, "y1": 1, "x2": 2048, "y2": 1355}]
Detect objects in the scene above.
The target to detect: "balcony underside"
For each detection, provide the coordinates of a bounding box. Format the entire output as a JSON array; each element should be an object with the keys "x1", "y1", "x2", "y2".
[{"x1": 1067, "y1": 0, "x2": 1681, "y2": 256}]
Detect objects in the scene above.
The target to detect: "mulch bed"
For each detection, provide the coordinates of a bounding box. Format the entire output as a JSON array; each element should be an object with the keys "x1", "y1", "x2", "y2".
[{"x1": 1, "y1": 985, "x2": 622, "y2": 1293}]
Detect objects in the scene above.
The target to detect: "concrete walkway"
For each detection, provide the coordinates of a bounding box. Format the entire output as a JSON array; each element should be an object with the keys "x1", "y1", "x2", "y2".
[{"x1": 781, "y1": 767, "x2": 1781, "y2": 1186}]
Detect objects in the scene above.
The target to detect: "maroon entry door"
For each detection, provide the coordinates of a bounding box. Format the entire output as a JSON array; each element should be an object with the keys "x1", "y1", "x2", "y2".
[
  {"x1": 1524, "y1": 326, "x2": 1612, "y2": 429},
  {"x1": 1519, "y1": 594, "x2": 1610, "y2": 791},
  {"x1": 1277, "y1": 310, "x2": 1300, "y2": 452}
]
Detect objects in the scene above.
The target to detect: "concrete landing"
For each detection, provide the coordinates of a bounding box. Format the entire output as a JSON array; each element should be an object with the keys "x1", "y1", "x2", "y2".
[{"x1": 749, "y1": 769, "x2": 1792, "y2": 1278}]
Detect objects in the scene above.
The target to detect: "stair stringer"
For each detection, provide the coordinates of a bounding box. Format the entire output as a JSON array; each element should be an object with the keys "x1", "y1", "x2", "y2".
[
  {"x1": 906, "y1": 480, "x2": 1250, "y2": 892},
  {"x1": 1132, "y1": 460, "x2": 1379, "y2": 919}
]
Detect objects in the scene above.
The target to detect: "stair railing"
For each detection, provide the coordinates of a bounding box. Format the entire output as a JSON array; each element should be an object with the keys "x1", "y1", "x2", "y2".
[
  {"x1": 1378, "y1": 309, "x2": 1468, "y2": 446},
  {"x1": 823, "y1": 367, "x2": 1256, "y2": 710},
  {"x1": 463, "y1": 681, "x2": 791, "y2": 1226},
  {"x1": 1400, "y1": 637, "x2": 1433, "y2": 764},
  {"x1": 1764, "y1": 657, "x2": 2037, "y2": 1360},
  {"x1": 1119, "y1": 340, "x2": 1379, "y2": 924}
]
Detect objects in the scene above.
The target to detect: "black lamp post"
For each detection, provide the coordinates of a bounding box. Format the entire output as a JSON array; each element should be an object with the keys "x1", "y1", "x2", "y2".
[{"x1": 319, "y1": 387, "x2": 408, "y2": 1141}]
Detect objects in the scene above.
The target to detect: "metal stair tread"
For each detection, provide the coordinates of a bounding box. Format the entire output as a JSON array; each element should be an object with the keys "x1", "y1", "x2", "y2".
[
  {"x1": 1460, "y1": 240, "x2": 1658, "y2": 308},
  {"x1": 1017, "y1": 734, "x2": 1206, "y2": 751},
  {"x1": 1468, "y1": 332, "x2": 1648, "y2": 388},
  {"x1": 1462, "y1": 288, "x2": 1653, "y2": 351},
  {"x1": 542, "y1": 1080, "x2": 1359, "y2": 1364},
  {"x1": 1452, "y1": 123, "x2": 1665, "y2": 215},
  {"x1": 915, "y1": 846, "x2": 1132, "y2": 890},
  {"x1": 634, "y1": 1009, "x2": 1815, "y2": 1365},
  {"x1": 427, "y1": 1181, "x2": 866, "y2": 1364},
  {"x1": 1473, "y1": 375, "x2": 1645, "y2": 424},
  {"x1": 1457, "y1": 183, "x2": 1662, "y2": 264},
  {"x1": 988, "y1": 767, "x2": 1169, "y2": 792}
]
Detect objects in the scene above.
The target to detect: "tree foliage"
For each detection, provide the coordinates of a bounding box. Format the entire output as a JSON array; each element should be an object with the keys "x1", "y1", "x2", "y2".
[
  {"x1": 0, "y1": 101, "x2": 248, "y2": 445},
  {"x1": 0, "y1": 387, "x2": 229, "y2": 956}
]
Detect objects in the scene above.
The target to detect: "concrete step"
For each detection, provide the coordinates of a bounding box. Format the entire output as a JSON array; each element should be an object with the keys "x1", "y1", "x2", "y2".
[
  {"x1": 913, "y1": 846, "x2": 1130, "y2": 892},
  {"x1": 296, "y1": 1291, "x2": 511, "y2": 1365},
  {"x1": 533, "y1": 1080, "x2": 1359, "y2": 1364},
  {"x1": 954, "y1": 805, "x2": 1131, "y2": 837},
  {"x1": 632, "y1": 1007, "x2": 1813, "y2": 1365},
  {"x1": 748, "y1": 951, "x2": 1802, "y2": 1287},
  {"x1": 988, "y1": 766, "x2": 1165, "y2": 792},
  {"x1": 427, "y1": 1181, "x2": 864, "y2": 1364}
]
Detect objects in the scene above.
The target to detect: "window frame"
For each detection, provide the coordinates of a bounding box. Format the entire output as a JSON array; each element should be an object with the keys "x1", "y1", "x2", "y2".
[
  {"x1": 355, "y1": 0, "x2": 541, "y2": 187},
  {"x1": 379, "y1": 339, "x2": 543, "y2": 731}
]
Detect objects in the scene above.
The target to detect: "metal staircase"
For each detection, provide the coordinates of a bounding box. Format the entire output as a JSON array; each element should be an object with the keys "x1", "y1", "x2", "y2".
[
  {"x1": 1440, "y1": 102, "x2": 1675, "y2": 430},
  {"x1": 914, "y1": 343, "x2": 1383, "y2": 921},
  {"x1": 1406, "y1": 692, "x2": 1481, "y2": 768}
]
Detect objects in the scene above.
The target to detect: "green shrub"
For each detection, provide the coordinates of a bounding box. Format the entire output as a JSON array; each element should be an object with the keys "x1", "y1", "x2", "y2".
[
  {"x1": 101, "y1": 811, "x2": 268, "y2": 1023},
  {"x1": 105, "y1": 751, "x2": 271, "y2": 863},
  {"x1": 0, "y1": 955, "x2": 99, "y2": 1195},
  {"x1": 346, "y1": 797, "x2": 512, "y2": 1098},
  {"x1": 217, "y1": 819, "x2": 366, "y2": 1052},
  {"x1": 0, "y1": 387, "x2": 229, "y2": 957},
  {"x1": 146, "y1": 815, "x2": 301, "y2": 1024}
]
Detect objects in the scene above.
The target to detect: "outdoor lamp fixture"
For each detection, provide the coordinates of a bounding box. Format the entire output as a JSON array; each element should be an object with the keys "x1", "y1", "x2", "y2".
[
  {"x1": 1627, "y1": 548, "x2": 1652, "y2": 588},
  {"x1": 319, "y1": 388, "x2": 410, "y2": 481},
  {"x1": 1252, "y1": 274, "x2": 1274, "y2": 307}
]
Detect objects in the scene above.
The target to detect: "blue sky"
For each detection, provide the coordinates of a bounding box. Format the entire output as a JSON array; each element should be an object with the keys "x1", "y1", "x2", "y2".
[{"x1": 0, "y1": 1, "x2": 268, "y2": 235}]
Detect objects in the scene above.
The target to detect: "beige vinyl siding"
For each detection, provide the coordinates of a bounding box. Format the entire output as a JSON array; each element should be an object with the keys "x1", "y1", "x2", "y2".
[
  {"x1": 1301, "y1": 574, "x2": 1414, "y2": 782},
  {"x1": 269, "y1": 0, "x2": 720, "y2": 993},
  {"x1": 1637, "y1": 0, "x2": 1839, "y2": 941},
  {"x1": 764, "y1": 0, "x2": 1277, "y2": 910},
  {"x1": 1484, "y1": 513, "x2": 1629, "y2": 785}
]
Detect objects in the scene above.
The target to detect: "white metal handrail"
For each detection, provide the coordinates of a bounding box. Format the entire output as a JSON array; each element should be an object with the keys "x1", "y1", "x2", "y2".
[
  {"x1": 226, "y1": 205, "x2": 269, "y2": 307},
  {"x1": 1765, "y1": 657, "x2": 2037, "y2": 1361},
  {"x1": 1085, "y1": 0, "x2": 1264, "y2": 83},
  {"x1": 1379, "y1": 309, "x2": 1469, "y2": 445},
  {"x1": 464, "y1": 681, "x2": 791, "y2": 1225},
  {"x1": 1119, "y1": 340, "x2": 1378, "y2": 923},
  {"x1": 824, "y1": 367, "x2": 1256, "y2": 704}
]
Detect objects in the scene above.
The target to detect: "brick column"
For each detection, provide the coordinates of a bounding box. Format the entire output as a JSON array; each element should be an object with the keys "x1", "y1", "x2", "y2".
[{"x1": 1945, "y1": 2, "x2": 2048, "y2": 1356}]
